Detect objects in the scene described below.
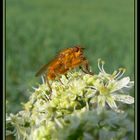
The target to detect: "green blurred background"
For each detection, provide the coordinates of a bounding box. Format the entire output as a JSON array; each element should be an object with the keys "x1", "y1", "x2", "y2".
[{"x1": 6, "y1": 0, "x2": 134, "y2": 113}]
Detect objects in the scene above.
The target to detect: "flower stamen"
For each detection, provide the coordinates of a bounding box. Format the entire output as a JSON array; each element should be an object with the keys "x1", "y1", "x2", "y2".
[
  {"x1": 114, "y1": 69, "x2": 121, "y2": 79},
  {"x1": 41, "y1": 76, "x2": 45, "y2": 84},
  {"x1": 98, "y1": 58, "x2": 102, "y2": 72},
  {"x1": 116, "y1": 68, "x2": 126, "y2": 80},
  {"x1": 101, "y1": 60, "x2": 106, "y2": 74},
  {"x1": 32, "y1": 87, "x2": 38, "y2": 90}
]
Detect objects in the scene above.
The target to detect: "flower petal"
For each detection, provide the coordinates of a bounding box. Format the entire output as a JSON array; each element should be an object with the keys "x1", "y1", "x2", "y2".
[
  {"x1": 90, "y1": 96, "x2": 97, "y2": 104},
  {"x1": 112, "y1": 77, "x2": 130, "y2": 92},
  {"x1": 112, "y1": 94, "x2": 134, "y2": 104},
  {"x1": 97, "y1": 95, "x2": 106, "y2": 108},
  {"x1": 106, "y1": 96, "x2": 118, "y2": 110}
]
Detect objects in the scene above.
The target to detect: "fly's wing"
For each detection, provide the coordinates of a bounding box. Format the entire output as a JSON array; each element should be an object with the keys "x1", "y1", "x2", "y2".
[
  {"x1": 35, "y1": 63, "x2": 49, "y2": 77},
  {"x1": 35, "y1": 57, "x2": 58, "y2": 77}
]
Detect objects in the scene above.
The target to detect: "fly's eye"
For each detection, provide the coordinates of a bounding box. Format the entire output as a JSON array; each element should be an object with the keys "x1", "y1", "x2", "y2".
[{"x1": 75, "y1": 47, "x2": 79, "y2": 52}]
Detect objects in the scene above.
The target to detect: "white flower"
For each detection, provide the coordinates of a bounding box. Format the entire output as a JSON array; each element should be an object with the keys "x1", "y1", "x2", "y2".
[
  {"x1": 6, "y1": 59, "x2": 134, "y2": 139},
  {"x1": 89, "y1": 59, "x2": 134, "y2": 112}
]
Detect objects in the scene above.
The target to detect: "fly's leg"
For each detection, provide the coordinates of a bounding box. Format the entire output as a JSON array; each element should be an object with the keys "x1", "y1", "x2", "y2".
[
  {"x1": 64, "y1": 74, "x2": 68, "y2": 79},
  {"x1": 80, "y1": 66, "x2": 92, "y2": 74},
  {"x1": 44, "y1": 75, "x2": 52, "y2": 100},
  {"x1": 58, "y1": 77, "x2": 64, "y2": 85},
  {"x1": 80, "y1": 60, "x2": 94, "y2": 75},
  {"x1": 46, "y1": 76, "x2": 52, "y2": 93}
]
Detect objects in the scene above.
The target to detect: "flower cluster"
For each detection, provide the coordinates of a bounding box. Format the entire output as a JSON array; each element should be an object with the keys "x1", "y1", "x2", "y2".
[
  {"x1": 6, "y1": 59, "x2": 134, "y2": 140},
  {"x1": 86, "y1": 59, "x2": 134, "y2": 112}
]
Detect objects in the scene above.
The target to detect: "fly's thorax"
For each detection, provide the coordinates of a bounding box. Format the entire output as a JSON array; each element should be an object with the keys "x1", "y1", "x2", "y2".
[{"x1": 47, "y1": 71, "x2": 56, "y2": 80}]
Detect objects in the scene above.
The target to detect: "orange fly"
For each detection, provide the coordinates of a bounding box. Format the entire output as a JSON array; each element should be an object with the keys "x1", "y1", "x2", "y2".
[{"x1": 35, "y1": 45, "x2": 93, "y2": 92}]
